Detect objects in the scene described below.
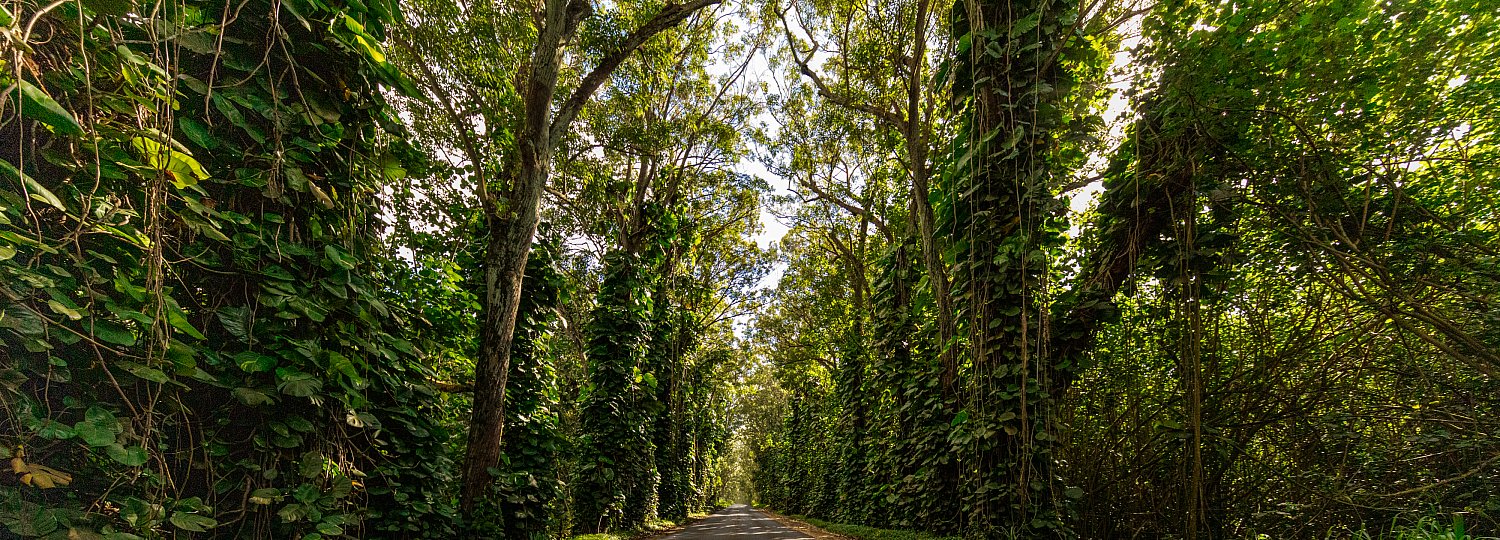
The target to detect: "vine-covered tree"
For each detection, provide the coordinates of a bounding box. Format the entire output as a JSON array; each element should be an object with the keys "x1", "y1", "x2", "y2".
[{"x1": 4, "y1": 0, "x2": 1496, "y2": 535}]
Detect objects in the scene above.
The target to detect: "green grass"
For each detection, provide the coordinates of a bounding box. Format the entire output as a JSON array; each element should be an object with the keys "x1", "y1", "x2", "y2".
[
  {"x1": 792, "y1": 515, "x2": 961, "y2": 540},
  {"x1": 1343, "y1": 515, "x2": 1497, "y2": 540}
]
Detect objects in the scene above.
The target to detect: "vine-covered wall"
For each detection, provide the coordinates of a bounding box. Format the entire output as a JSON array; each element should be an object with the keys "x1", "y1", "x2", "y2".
[{"x1": 0, "y1": 0, "x2": 455, "y2": 536}]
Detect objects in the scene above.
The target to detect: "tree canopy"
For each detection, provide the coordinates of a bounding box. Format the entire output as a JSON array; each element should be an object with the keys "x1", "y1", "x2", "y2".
[{"x1": 1, "y1": 0, "x2": 1496, "y2": 536}]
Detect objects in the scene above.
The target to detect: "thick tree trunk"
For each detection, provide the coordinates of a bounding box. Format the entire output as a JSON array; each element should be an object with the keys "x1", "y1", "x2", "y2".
[
  {"x1": 458, "y1": 0, "x2": 721, "y2": 514},
  {"x1": 459, "y1": 0, "x2": 576, "y2": 510},
  {"x1": 461, "y1": 156, "x2": 549, "y2": 510},
  {"x1": 951, "y1": 0, "x2": 1076, "y2": 530}
]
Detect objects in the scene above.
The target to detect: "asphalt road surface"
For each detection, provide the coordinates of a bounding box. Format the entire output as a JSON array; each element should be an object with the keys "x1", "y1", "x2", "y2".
[{"x1": 661, "y1": 505, "x2": 813, "y2": 539}]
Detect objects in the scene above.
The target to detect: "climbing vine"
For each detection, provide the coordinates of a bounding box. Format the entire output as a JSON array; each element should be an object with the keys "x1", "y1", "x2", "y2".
[{"x1": 0, "y1": 0, "x2": 453, "y2": 536}]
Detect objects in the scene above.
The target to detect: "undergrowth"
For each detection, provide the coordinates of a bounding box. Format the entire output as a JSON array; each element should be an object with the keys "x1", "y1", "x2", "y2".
[{"x1": 1343, "y1": 515, "x2": 1496, "y2": 540}]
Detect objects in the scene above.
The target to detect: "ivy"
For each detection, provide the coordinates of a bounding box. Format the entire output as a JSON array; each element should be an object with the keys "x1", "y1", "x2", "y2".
[{"x1": 0, "y1": 0, "x2": 454, "y2": 536}]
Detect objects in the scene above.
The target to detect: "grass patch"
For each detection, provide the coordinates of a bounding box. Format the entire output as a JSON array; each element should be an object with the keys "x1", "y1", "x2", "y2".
[
  {"x1": 793, "y1": 515, "x2": 961, "y2": 540},
  {"x1": 1346, "y1": 515, "x2": 1497, "y2": 540}
]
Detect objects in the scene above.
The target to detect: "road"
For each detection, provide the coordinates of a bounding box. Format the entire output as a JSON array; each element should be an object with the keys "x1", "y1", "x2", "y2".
[{"x1": 661, "y1": 505, "x2": 813, "y2": 539}]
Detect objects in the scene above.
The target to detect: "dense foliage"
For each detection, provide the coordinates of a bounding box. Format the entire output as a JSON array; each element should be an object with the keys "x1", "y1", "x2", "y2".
[
  {"x1": 4, "y1": 0, "x2": 1496, "y2": 535},
  {"x1": 0, "y1": 0, "x2": 455, "y2": 537},
  {"x1": 745, "y1": 0, "x2": 1498, "y2": 537}
]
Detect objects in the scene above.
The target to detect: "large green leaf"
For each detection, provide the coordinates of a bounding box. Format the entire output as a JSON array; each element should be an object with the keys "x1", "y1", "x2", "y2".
[
  {"x1": 277, "y1": 372, "x2": 323, "y2": 397},
  {"x1": 131, "y1": 137, "x2": 210, "y2": 189},
  {"x1": 217, "y1": 306, "x2": 250, "y2": 340},
  {"x1": 106, "y1": 444, "x2": 148, "y2": 466},
  {"x1": 235, "y1": 351, "x2": 276, "y2": 372},
  {"x1": 92, "y1": 320, "x2": 136, "y2": 346},
  {"x1": 74, "y1": 421, "x2": 117, "y2": 447},
  {"x1": 0, "y1": 158, "x2": 66, "y2": 211},
  {"x1": 168, "y1": 512, "x2": 216, "y2": 532},
  {"x1": 232, "y1": 387, "x2": 275, "y2": 406},
  {"x1": 11, "y1": 80, "x2": 84, "y2": 136}
]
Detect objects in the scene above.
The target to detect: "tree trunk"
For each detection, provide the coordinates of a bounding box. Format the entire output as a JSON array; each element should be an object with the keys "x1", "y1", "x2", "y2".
[
  {"x1": 902, "y1": 0, "x2": 958, "y2": 397},
  {"x1": 949, "y1": 0, "x2": 1076, "y2": 530},
  {"x1": 459, "y1": 0, "x2": 577, "y2": 509},
  {"x1": 457, "y1": 0, "x2": 721, "y2": 514},
  {"x1": 461, "y1": 158, "x2": 549, "y2": 510}
]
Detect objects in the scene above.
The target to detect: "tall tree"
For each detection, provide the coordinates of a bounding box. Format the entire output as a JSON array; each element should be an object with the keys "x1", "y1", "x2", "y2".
[{"x1": 392, "y1": 0, "x2": 725, "y2": 511}]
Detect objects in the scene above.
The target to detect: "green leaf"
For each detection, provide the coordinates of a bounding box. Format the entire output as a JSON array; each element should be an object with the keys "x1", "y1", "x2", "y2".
[
  {"x1": 324, "y1": 245, "x2": 356, "y2": 269},
  {"x1": 1, "y1": 158, "x2": 66, "y2": 211},
  {"x1": 11, "y1": 80, "x2": 84, "y2": 136},
  {"x1": 131, "y1": 137, "x2": 210, "y2": 189},
  {"x1": 326, "y1": 350, "x2": 361, "y2": 382},
  {"x1": 47, "y1": 299, "x2": 83, "y2": 320},
  {"x1": 285, "y1": 415, "x2": 314, "y2": 432},
  {"x1": 218, "y1": 306, "x2": 250, "y2": 340},
  {"x1": 1, "y1": 304, "x2": 45, "y2": 335},
  {"x1": 81, "y1": 0, "x2": 133, "y2": 16},
  {"x1": 1009, "y1": 12, "x2": 1042, "y2": 38},
  {"x1": 236, "y1": 352, "x2": 277, "y2": 373},
  {"x1": 279, "y1": 0, "x2": 312, "y2": 30},
  {"x1": 177, "y1": 117, "x2": 218, "y2": 150},
  {"x1": 249, "y1": 488, "x2": 281, "y2": 505},
  {"x1": 107, "y1": 444, "x2": 148, "y2": 466},
  {"x1": 315, "y1": 522, "x2": 344, "y2": 535},
  {"x1": 342, "y1": 15, "x2": 387, "y2": 63},
  {"x1": 300, "y1": 451, "x2": 326, "y2": 478},
  {"x1": 232, "y1": 387, "x2": 276, "y2": 406},
  {"x1": 278, "y1": 503, "x2": 307, "y2": 522},
  {"x1": 345, "y1": 410, "x2": 380, "y2": 429},
  {"x1": 381, "y1": 154, "x2": 406, "y2": 180},
  {"x1": 165, "y1": 300, "x2": 207, "y2": 340},
  {"x1": 92, "y1": 320, "x2": 137, "y2": 346},
  {"x1": 169, "y1": 512, "x2": 217, "y2": 532},
  {"x1": 277, "y1": 372, "x2": 322, "y2": 397},
  {"x1": 85, "y1": 406, "x2": 118, "y2": 426},
  {"x1": 118, "y1": 361, "x2": 171, "y2": 384},
  {"x1": 74, "y1": 421, "x2": 117, "y2": 447}
]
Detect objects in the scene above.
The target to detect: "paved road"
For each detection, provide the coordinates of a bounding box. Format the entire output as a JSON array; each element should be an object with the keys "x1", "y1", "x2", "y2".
[{"x1": 662, "y1": 505, "x2": 812, "y2": 539}]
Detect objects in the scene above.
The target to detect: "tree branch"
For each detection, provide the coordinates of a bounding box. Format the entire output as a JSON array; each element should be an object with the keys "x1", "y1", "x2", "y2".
[
  {"x1": 776, "y1": 6, "x2": 906, "y2": 129},
  {"x1": 550, "y1": 0, "x2": 724, "y2": 143},
  {"x1": 796, "y1": 172, "x2": 892, "y2": 240}
]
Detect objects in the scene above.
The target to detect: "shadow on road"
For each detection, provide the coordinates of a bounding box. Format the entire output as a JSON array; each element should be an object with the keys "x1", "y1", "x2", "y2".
[{"x1": 662, "y1": 505, "x2": 813, "y2": 539}]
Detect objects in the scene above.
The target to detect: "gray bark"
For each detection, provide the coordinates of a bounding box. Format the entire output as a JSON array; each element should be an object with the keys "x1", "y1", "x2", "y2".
[{"x1": 459, "y1": 0, "x2": 723, "y2": 513}]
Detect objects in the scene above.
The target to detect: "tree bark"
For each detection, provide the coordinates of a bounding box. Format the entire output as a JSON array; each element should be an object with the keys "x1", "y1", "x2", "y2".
[
  {"x1": 458, "y1": 0, "x2": 724, "y2": 514},
  {"x1": 901, "y1": 0, "x2": 958, "y2": 395}
]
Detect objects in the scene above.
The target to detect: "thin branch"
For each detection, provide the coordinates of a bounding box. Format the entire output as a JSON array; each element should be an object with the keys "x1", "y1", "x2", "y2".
[
  {"x1": 550, "y1": 0, "x2": 725, "y2": 143},
  {"x1": 776, "y1": 5, "x2": 905, "y2": 129}
]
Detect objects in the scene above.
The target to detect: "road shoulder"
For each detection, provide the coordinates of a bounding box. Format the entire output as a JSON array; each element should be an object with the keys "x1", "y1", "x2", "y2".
[{"x1": 757, "y1": 508, "x2": 853, "y2": 540}]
